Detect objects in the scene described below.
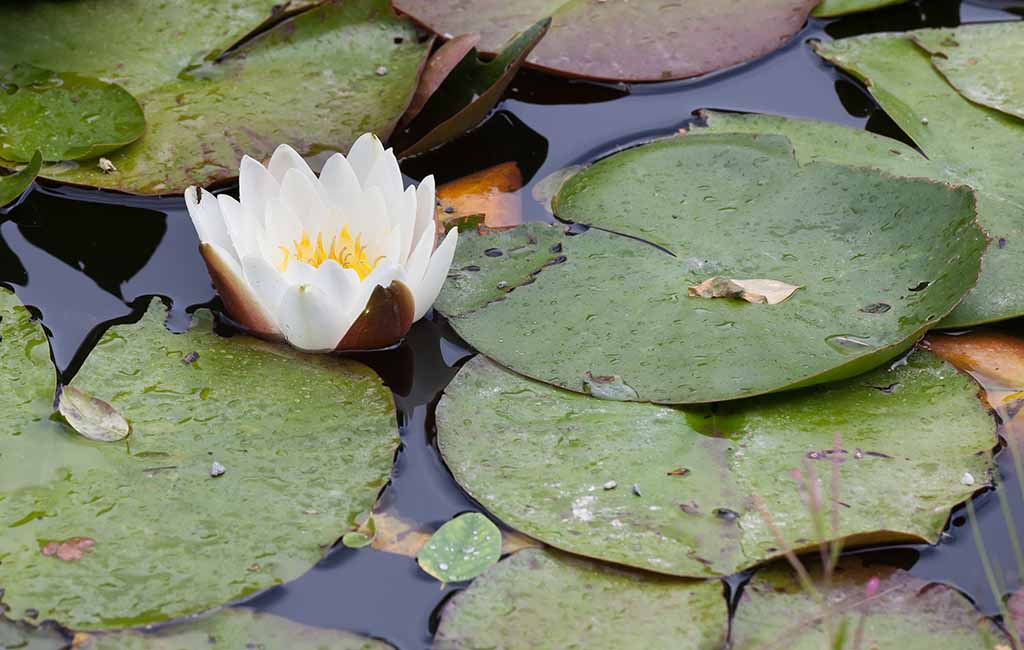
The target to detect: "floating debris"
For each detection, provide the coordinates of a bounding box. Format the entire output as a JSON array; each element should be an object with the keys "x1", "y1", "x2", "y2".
[
  {"x1": 97, "y1": 157, "x2": 117, "y2": 173},
  {"x1": 182, "y1": 351, "x2": 199, "y2": 364},
  {"x1": 375, "y1": 65, "x2": 388, "y2": 76},
  {"x1": 667, "y1": 467, "x2": 690, "y2": 477},
  {"x1": 210, "y1": 461, "x2": 226, "y2": 477},
  {"x1": 632, "y1": 483, "x2": 642, "y2": 497},
  {"x1": 960, "y1": 472, "x2": 975, "y2": 486},
  {"x1": 602, "y1": 480, "x2": 617, "y2": 490}
]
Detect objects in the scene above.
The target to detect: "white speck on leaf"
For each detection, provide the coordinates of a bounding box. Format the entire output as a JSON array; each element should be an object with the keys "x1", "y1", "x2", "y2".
[
  {"x1": 961, "y1": 472, "x2": 975, "y2": 486},
  {"x1": 211, "y1": 461, "x2": 226, "y2": 477}
]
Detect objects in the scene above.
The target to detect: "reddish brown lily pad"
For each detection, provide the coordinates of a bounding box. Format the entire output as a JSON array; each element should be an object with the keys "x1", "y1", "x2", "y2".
[{"x1": 392, "y1": 0, "x2": 820, "y2": 82}]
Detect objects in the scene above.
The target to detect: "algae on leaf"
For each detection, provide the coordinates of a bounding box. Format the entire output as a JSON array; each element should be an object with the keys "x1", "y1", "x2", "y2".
[
  {"x1": 433, "y1": 549, "x2": 727, "y2": 650},
  {"x1": 0, "y1": 293, "x2": 399, "y2": 629},
  {"x1": 435, "y1": 353, "x2": 995, "y2": 577},
  {"x1": 0, "y1": 0, "x2": 429, "y2": 193},
  {"x1": 439, "y1": 133, "x2": 986, "y2": 403},
  {"x1": 815, "y1": 31, "x2": 1024, "y2": 327}
]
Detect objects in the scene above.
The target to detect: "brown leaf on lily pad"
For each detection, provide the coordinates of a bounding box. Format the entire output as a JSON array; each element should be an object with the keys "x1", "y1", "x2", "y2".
[
  {"x1": 41, "y1": 537, "x2": 96, "y2": 562},
  {"x1": 688, "y1": 277, "x2": 801, "y2": 305},
  {"x1": 436, "y1": 161, "x2": 523, "y2": 230},
  {"x1": 363, "y1": 509, "x2": 540, "y2": 558},
  {"x1": 57, "y1": 385, "x2": 130, "y2": 442}
]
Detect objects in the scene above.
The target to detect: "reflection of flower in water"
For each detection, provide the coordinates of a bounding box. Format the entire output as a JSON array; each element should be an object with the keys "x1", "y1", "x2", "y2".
[{"x1": 185, "y1": 134, "x2": 457, "y2": 351}]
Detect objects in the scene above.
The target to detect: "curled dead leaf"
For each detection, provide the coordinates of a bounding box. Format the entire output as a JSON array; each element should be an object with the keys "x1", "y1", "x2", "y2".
[
  {"x1": 687, "y1": 277, "x2": 801, "y2": 305},
  {"x1": 400, "y1": 33, "x2": 482, "y2": 128},
  {"x1": 41, "y1": 537, "x2": 95, "y2": 562},
  {"x1": 361, "y1": 509, "x2": 540, "y2": 558},
  {"x1": 436, "y1": 161, "x2": 523, "y2": 229},
  {"x1": 57, "y1": 385, "x2": 130, "y2": 442}
]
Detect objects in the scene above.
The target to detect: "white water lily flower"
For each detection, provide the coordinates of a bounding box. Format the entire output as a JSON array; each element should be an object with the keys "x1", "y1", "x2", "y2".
[{"x1": 184, "y1": 134, "x2": 458, "y2": 352}]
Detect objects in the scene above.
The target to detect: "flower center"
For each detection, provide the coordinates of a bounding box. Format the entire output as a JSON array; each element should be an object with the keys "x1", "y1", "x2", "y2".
[{"x1": 276, "y1": 227, "x2": 380, "y2": 279}]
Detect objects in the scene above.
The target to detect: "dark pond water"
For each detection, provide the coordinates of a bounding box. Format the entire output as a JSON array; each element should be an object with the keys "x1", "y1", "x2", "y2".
[{"x1": 3, "y1": 1, "x2": 1024, "y2": 648}]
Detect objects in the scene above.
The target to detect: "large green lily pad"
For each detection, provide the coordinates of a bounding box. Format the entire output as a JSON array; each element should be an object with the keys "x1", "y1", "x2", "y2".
[
  {"x1": 433, "y1": 549, "x2": 727, "y2": 650},
  {"x1": 0, "y1": 0, "x2": 428, "y2": 194},
  {"x1": 815, "y1": 31, "x2": 1024, "y2": 327},
  {"x1": 438, "y1": 133, "x2": 986, "y2": 404},
  {"x1": 82, "y1": 609, "x2": 394, "y2": 650},
  {"x1": 392, "y1": 0, "x2": 819, "y2": 82},
  {"x1": 913, "y1": 23, "x2": 1024, "y2": 121},
  {"x1": 0, "y1": 65, "x2": 145, "y2": 163},
  {"x1": 435, "y1": 353, "x2": 994, "y2": 577},
  {"x1": 0, "y1": 291, "x2": 399, "y2": 629},
  {"x1": 733, "y1": 557, "x2": 1006, "y2": 649}
]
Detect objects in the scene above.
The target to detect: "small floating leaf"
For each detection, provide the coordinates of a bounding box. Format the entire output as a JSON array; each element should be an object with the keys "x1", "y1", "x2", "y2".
[
  {"x1": 0, "y1": 64, "x2": 144, "y2": 162},
  {"x1": 0, "y1": 149, "x2": 40, "y2": 208},
  {"x1": 57, "y1": 385, "x2": 130, "y2": 442},
  {"x1": 434, "y1": 549, "x2": 728, "y2": 649},
  {"x1": 341, "y1": 531, "x2": 374, "y2": 549},
  {"x1": 417, "y1": 512, "x2": 502, "y2": 583},
  {"x1": 687, "y1": 277, "x2": 801, "y2": 305}
]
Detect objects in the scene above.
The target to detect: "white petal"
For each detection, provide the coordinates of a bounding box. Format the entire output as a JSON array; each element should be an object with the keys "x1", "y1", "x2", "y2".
[
  {"x1": 240, "y1": 256, "x2": 287, "y2": 328},
  {"x1": 413, "y1": 228, "x2": 458, "y2": 321},
  {"x1": 319, "y1": 152, "x2": 361, "y2": 215},
  {"x1": 363, "y1": 147, "x2": 404, "y2": 198},
  {"x1": 216, "y1": 194, "x2": 258, "y2": 259},
  {"x1": 356, "y1": 186, "x2": 390, "y2": 245},
  {"x1": 185, "y1": 187, "x2": 231, "y2": 250},
  {"x1": 277, "y1": 283, "x2": 353, "y2": 352},
  {"x1": 313, "y1": 260, "x2": 361, "y2": 305},
  {"x1": 413, "y1": 175, "x2": 436, "y2": 249},
  {"x1": 402, "y1": 224, "x2": 435, "y2": 295},
  {"x1": 239, "y1": 155, "x2": 279, "y2": 225},
  {"x1": 347, "y1": 133, "x2": 385, "y2": 186},
  {"x1": 395, "y1": 186, "x2": 418, "y2": 263},
  {"x1": 268, "y1": 144, "x2": 316, "y2": 184},
  {"x1": 264, "y1": 198, "x2": 305, "y2": 250},
  {"x1": 283, "y1": 260, "x2": 318, "y2": 287},
  {"x1": 280, "y1": 169, "x2": 330, "y2": 237}
]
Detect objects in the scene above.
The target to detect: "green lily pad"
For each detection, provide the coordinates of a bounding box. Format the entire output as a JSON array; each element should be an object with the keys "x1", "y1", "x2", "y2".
[
  {"x1": 435, "y1": 353, "x2": 994, "y2": 577},
  {"x1": 398, "y1": 19, "x2": 549, "y2": 157},
  {"x1": 438, "y1": 133, "x2": 986, "y2": 404},
  {"x1": 815, "y1": 31, "x2": 1024, "y2": 327},
  {"x1": 0, "y1": 0, "x2": 428, "y2": 194},
  {"x1": 913, "y1": 23, "x2": 1024, "y2": 121},
  {"x1": 0, "y1": 291, "x2": 399, "y2": 629},
  {"x1": 811, "y1": 0, "x2": 909, "y2": 17},
  {"x1": 0, "y1": 64, "x2": 145, "y2": 163},
  {"x1": 733, "y1": 557, "x2": 1006, "y2": 649},
  {"x1": 433, "y1": 549, "x2": 727, "y2": 650},
  {"x1": 392, "y1": 0, "x2": 819, "y2": 82},
  {"x1": 80, "y1": 609, "x2": 394, "y2": 650},
  {"x1": 0, "y1": 150, "x2": 40, "y2": 208},
  {"x1": 416, "y1": 513, "x2": 502, "y2": 583}
]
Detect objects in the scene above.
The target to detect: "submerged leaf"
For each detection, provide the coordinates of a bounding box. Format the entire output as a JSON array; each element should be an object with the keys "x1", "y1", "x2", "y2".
[
  {"x1": 434, "y1": 549, "x2": 728, "y2": 650},
  {"x1": 417, "y1": 513, "x2": 502, "y2": 583},
  {"x1": 57, "y1": 385, "x2": 130, "y2": 442},
  {"x1": 436, "y1": 353, "x2": 995, "y2": 577},
  {"x1": 399, "y1": 19, "x2": 549, "y2": 157},
  {"x1": 0, "y1": 150, "x2": 40, "y2": 208},
  {"x1": 0, "y1": 0, "x2": 429, "y2": 194},
  {"x1": 392, "y1": 0, "x2": 820, "y2": 82},
  {"x1": 0, "y1": 64, "x2": 144, "y2": 162},
  {"x1": 435, "y1": 162, "x2": 524, "y2": 229}
]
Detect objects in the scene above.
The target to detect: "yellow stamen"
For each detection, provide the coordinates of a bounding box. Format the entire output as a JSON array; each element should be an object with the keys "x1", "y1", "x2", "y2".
[{"x1": 274, "y1": 228, "x2": 379, "y2": 280}]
